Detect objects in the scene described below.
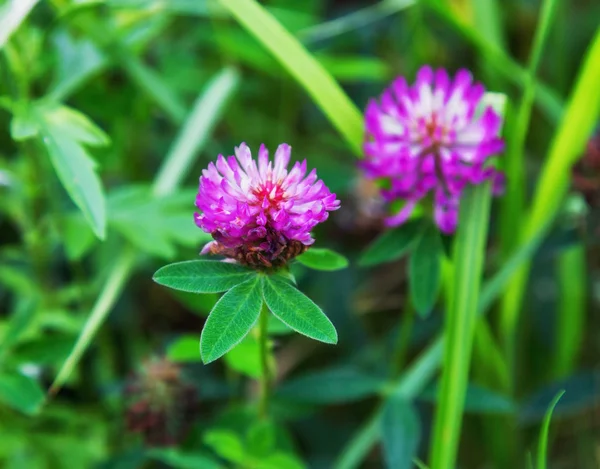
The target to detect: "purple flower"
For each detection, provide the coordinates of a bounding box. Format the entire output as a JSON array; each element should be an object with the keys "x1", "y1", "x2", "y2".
[
  {"x1": 195, "y1": 143, "x2": 340, "y2": 268},
  {"x1": 362, "y1": 65, "x2": 505, "y2": 233}
]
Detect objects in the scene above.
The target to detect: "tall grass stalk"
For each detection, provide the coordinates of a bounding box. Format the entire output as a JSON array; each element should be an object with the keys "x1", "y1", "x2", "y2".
[
  {"x1": 218, "y1": 0, "x2": 364, "y2": 156},
  {"x1": 500, "y1": 28, "x2": 600, "y2": 373},
  {"x1": 429, "y1": 184, "x2": 492, "y2": 469},
  {"x1": 499, "y1": 0, "x2": 560, "y2": 276}
]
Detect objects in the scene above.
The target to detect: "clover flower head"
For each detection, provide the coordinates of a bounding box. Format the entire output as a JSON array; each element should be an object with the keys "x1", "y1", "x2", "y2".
[
  {"x1": 195, "y1": 143, "x2": 340, "y2": 268},
  {"x1": 362, "y1": 65, "x2": 505, "y2": 233}
]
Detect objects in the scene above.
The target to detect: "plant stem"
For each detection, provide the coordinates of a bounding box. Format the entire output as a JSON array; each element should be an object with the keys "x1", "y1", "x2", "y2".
[{"x1": 258, "y1": 303, "x2": 271, "y2": 419}]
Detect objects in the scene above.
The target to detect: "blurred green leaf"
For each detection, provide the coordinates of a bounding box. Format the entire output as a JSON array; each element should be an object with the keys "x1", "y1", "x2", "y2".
[
  {"x1": 200, "y1": 277, "x2": 263, "y2": 364},
  {"x1": 246, "y1": 419, "x2": 276, "y2": 458},
  {"x1": 224, "y1": 334, "x2": 261, "y2": 378},
  {"x1": 153, "y1": 260, "x2": 257, "y2": 293},
  {"x1": 12, "y1": 336, "x2": 75, "y2": 366},
  {"x1": 0, "y1": 0, "x2": 39, "y2": 49},
  {"x1": 359, "y1": 219, "x2": 424, "y2": 267},
  {"x1": 0, "y1": 371, "x2": 45, "y2": 415},
  {"x1": 203, "y1": 429, "x2": 246, "y2": 464},
  {"x1": 421, "y1": 383, "x2": 515, "y2": 415},
  {"x1": 262, "y1": 276, "x2": 337, "y2": 344},
  {"x1": 408, "y1": 223, "x2": 443, "y2": 317},
  {"x1": 10, "y1": 105, "x2": 39, "y2": 140},
  {"x1": 61, "y1": 213, "x2": 97, "y2": 261},
  {"x1": 33, "y1": 103, "x2": 109, "y2": 239},
  {"x1": 48, "y1": 31, "x2": 106, "y2": 102},
  {"x1": 148, "y1": 448, "x2": 224, "y2": 469},
  {"x1": 255, "y1": 453, "x2": 306, "y2": 469},
  {"x1": 381, "y1": 397, "x2": 421, "y2": 469},
  {"x1": 167, "y1": 335, "x2": 201, "y2": 362},
  {"x1": 277, "y1": 366, "x2": 383, "y2": 403},
  {"x1": 0, "y1": 299, "x2": 37, "y2": 360},
  {"x1": 296, "y1": 248, "x2": 348, "y2": 271}
]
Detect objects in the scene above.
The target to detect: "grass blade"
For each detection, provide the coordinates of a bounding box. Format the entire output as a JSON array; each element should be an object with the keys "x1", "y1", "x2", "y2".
[
  {"x1": 298, "y1": 0, "x2": 415, "y2": 44},
  {"x1": 218, "y1": 0, "x2": 363, "y2": 156},
  {"x1": 334, "y1": 214, "x2": 549, "y2": 469},
  {"x1": 537, "y1": 390, "x2": 565, "y2": 469},
  {"x1": 50, "y1": 248, "x2": 136, "y2": 394},
  {"x1": 153, "y1": 67, "x2": 239, "y2": 196},
  {"x1": 499, "y1": 0, "x2": 560, "y2": 257},
  {"x1": 500, "y1": 27, "x2": 600, "y2": 364},
  {"x1": 429, "y1": 184, "x2": 492, "y2": 469},
  {"x1": 424, "y1": 0, "x2": 564, "y2": 124}
]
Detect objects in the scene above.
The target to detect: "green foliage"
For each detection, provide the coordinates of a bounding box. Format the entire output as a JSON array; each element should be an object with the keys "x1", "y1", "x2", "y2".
[
  {"x1": 359, "y1": 218, "x2": 424, "y2": 267},
  {"x1": 381, "y1": 397, "x2": 421, "y2": 469},
  {"x1": 219, "y1": 0, "x2": 364, "y2": 155},
  {"x1": 153, "y1": 260, "x2": 257, "y2": 293},
  {"x1": 277, "y1": 366, "x2": 384, "y2": 403},
  {"x1": 262, "y1": 276, "x2": 337, "y2": 344},
  {"x1": 0, "y1": 1, "x2": 597, "y2": 468},
  {"x1": 408, "y1": 223, "x2": 443, "y2": 317},
  {"x1": 200, "y1": 277, "x2": 263, "y2": 364},
  {"x1": 15, "y1": 103, "x2": 109, "y2": 238},
  {"x1": 0, "y1": 371, "x2": 45, "y2": 415},
  {"x1": 295, "y1": 248, "x2": 348, "y2": 271}
]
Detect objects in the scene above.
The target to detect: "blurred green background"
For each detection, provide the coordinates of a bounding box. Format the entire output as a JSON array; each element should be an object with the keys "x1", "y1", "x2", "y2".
[{"x1": 0, "y1": 0, "x2": 599, "y2": 468}]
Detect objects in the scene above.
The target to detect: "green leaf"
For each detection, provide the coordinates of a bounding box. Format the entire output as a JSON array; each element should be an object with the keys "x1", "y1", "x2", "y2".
[
  {"x1": 537, "y1": 390, "x2": 565, "y2": 469},
  {"x1": 359, "y1": 219, "x2": 424, "y2": 267},
  {"x1": 246, "y1": 419, "x2": 276, "y2": 459},
  {"x1": 421, "y1": 383, "x2": 516, "y2": 415},
  {"x1": 10, "y1": 106, "x2": 39, "y2": 140},
  {"x1": 147, "y1": 449, "x2": 224, "y2": 469},
  {"x1": 255, "y1": 453, "x2": 306, "y2": 469},
  {"x1": 277, "y1": 366, "x2": 382, "y2": 403},
  {"x1": 224, "y1": 334, "x2": 261, "y2": 378},
  {"x1": 0, "y1": 371, "x2": 45, "y2": 415},
  {"x1": 36, "y1": 103, "x2": 108, "y2": 239},
  {"x1": 167, "y1": 335, "x2": 202, "y2": 363},
  {"x1": 62, "y1": 212, "x2": 97, "y2": 261},
  {"x1": 262, "y1": 276, "x2": 337, "y2": 344},
  {"x1": 200, "y1": 277, "x2": 263, "y2": 364},
  {"x1": 203, "y1": 429, "x2": 246, "y2": 464},
  {"x1": 408, "y1": 224, "x2": 443, "y2": 317},
  {"x1": 381, "y1": 397, "x2": 421, "y2": 469},
  {"x1": 218, "y1": 0, "x2": 363, "y2": 156},
  {"x1": 0, "y1": 0, "x2": 39, "y2": 49},
  {"x1": 153, "y1": 260, "x2": 257, "y2": 294},
  {"x1": 295, "y1": 248, "x2": 348, "y2": 271}
]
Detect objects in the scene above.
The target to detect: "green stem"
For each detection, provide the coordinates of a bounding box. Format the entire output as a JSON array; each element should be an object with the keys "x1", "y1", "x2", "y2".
[
  {"x1": 258, "y1": 303, "x2": 271, "y2": 419},
  {"x1": 429, "y1": 184, "x2": 492, "y2": 469}
]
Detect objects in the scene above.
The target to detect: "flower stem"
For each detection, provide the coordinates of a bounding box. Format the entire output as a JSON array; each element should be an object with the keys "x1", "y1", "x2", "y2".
[{"x1": 258, "y1": 303, "x2": 271, "y2": 419}]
